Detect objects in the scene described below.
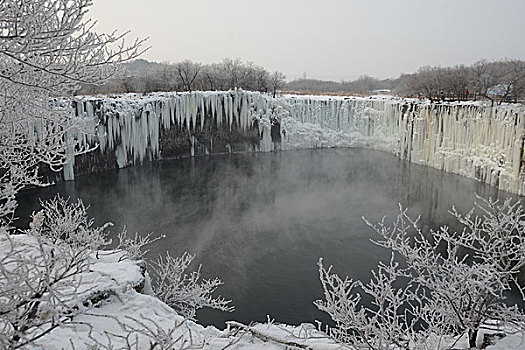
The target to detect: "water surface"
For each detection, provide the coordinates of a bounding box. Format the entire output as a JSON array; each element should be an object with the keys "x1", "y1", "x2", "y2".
[{"x1": 16, "y1": 149, "x2": 516, "y2": 328}]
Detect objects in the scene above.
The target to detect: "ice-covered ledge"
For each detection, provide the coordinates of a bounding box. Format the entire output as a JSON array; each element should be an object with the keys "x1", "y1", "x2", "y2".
[{"x1": 64, "y1": 90, "x2": 525, "y2": 195}]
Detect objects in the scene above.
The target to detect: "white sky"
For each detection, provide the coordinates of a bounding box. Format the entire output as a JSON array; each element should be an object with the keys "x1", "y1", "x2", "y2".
[{"x1": 89, "y1": 0, "x2": 525, "y2": 81}]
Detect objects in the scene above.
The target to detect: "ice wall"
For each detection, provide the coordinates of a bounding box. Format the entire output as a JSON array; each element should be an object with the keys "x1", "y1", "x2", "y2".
[
  {"x1": 64, "y1": 91, "x2": 525, "y2": 195},
  {"x1": 397, "y1": 103, "x2": 525, "y2": 194}
]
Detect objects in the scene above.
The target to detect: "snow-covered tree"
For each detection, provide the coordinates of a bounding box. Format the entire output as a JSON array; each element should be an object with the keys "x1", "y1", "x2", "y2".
[
  {"x1": 0, "y1": 0, "x2": 145, "y2": 223},
  {"x1": 0, "y1": 1, "x2": 233, "y2": 348},
  {"x1": 316, "y1": 197, "x2": 525, "y2": 349},
  {"x1": 0, "y1": 2, "x2": 148, "y2": 345}
]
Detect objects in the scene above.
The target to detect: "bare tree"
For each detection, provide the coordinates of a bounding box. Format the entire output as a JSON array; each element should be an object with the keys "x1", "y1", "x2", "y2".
[
  {"x1": 414, "y1": 66, "x2": 448, "y2": 101},
  {"x1": 351, "y1": 75, "x2": 380, "y2": 94},
  {"x1": 175, "y1": 60, "x2": 202, "y2": 92},
  {"x1": 155, "y1": 63, "x2": 179, "y2": 92},
  {"x1": 79, "y1": 58, "x2": 281, "y2": 94},
  {"x1": 445, "y1": 65, "x2": 471, "y2": 100},
  {"x1": 498, "y1": 59, "x2": 525, "y2": 103},
  {"x1": 254, "y1": 66, "x2": 270, "y2": 93},
  {"x1": 392, "y1": 73, "x2": 418, "y2": 97},
  {"x1": 220, "y1": 58, "x2": 243, "y2": 90},
  {"x1": 470, "y1": 59, "x2": 498, "y2": 103},
  {"x1": 116, "y1": 69, "x2": 140, "y2": 94},
  {"x1": 269, "y1": 71, "x2": 286, "y2": 98}
]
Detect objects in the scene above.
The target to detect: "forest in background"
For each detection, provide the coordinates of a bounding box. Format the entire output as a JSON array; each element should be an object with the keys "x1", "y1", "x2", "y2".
[
  {"x1": 79, "y1": 58, "x2": 525, "y2": 104},
  {"x1": 286, "y1": 59, "x2": 525, "y2": 103},
  {"x1": 79, "y1": 58, "x2": 286, "y2": 97}
]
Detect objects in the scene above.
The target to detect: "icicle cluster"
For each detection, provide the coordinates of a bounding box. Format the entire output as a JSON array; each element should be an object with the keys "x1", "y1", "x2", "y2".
[
  {"x1": 398, "y1": 103, "x2": 525, "y2": 194},
  {"x1": 63, "y1": 91, "x2": 525, "y2": 195}
]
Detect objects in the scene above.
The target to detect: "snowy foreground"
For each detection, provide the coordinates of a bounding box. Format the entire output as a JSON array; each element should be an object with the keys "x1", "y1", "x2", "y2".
[
  {"x1": 2, "y1": 234, "x2": 341, "y2": 349},
  {"x1": 3, "y1": 234, "x2": 524, "y2": 349},
  {"x1": 68, "y1": 91, "x2": 525, "y2": 195}
]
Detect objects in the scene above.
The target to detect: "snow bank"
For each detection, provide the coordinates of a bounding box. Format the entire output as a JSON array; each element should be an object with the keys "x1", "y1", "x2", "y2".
[
  {"x1": 64, "y1": 91, "x2": 525, "y2": 195},
  {"x1": 4, "y1": 234, "x2": 523, "y2": 349},
  {"x1": 0, "y1": 234, "x2": 339, "y2": 349},
  {"x1": 35, "y1": 289, "x2": 343, "y2": 349}
]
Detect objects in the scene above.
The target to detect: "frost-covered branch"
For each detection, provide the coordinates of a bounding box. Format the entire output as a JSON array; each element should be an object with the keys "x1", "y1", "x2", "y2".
[
  {"x1": 0, "y1": 195, "x2": 112, "y2": 349},
  {"x1": 38, "y1": 196, "x2": 110, "y2": 250},
  {"x1": 116, "y1": 230, "x2": 163, "y2": 262},
  {"x1": 151, "y1": 252, "x2": 233, "y2": 319},
  {"x1": 317, "y1": 198, "x2": 525, "y2": 349},
  {"x1": 0, "y1": 0, "x2": 146, "y2": 222},
  {"x1": 83, "y1": 314, "x2": 190, "y2": 350},
  {"x1": 315, "y1": 256, "x2": 422, "y2": 350}
]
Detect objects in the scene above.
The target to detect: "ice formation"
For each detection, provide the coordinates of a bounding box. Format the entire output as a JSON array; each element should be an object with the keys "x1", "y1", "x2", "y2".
[{"x1": 64, "y1": 91, "x2": 525, "y2": 195}]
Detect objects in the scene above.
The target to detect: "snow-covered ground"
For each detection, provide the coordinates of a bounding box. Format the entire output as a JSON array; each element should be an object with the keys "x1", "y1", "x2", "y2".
[
  {"x1": 1, "y1": 233, "x2": 341, "y2": 349},
  {"x1": 3, "y1": 233, "x2": 524, "y2": 349}
]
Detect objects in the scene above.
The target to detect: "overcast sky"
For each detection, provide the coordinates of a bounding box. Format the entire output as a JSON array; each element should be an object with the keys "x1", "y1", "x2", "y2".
[{"x1": 89, "y1": 0, "x2": 525, "y2": 81}]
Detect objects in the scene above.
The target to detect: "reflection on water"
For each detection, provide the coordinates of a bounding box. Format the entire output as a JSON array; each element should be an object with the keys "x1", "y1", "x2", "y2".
[{"x1": 16, "y1": 149, "x2": 517, "y2": 328}]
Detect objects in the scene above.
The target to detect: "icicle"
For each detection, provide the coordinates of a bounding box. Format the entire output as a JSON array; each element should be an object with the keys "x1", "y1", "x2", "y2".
[
  {"x1": 62, "y1": 91, "x2": 525, "y2": 196},
  {"x1": 200, "y1": 94, "x2": 205, "y2": 131}
]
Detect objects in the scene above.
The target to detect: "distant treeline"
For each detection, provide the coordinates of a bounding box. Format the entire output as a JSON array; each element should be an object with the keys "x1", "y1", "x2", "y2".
[
  {"x1": 79, "y1": 58, "x2": 286, "y2": 97},
  {"x1": 284, "y1": 76, "x2": 396, "y2": 95},
  {"x1": 286, "y1": 59, "x2": 525, "y2": 104},
  {"x1": 79, "y1": 58, "x2": 525, "y2": 104}
]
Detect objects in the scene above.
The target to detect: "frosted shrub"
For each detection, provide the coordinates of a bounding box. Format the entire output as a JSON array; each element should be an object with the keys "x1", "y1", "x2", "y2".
[
  {"x1": 38, "y1": 196, "x2": 110, "y2": 251},
  {"x1": 316, "y1": 197, "x2": 525, "y2": 349},
  {"x1": 316, "y1": 256, "x2": 420, "y2": 349},
  {"x1": 0, "y1": 196, "x2": 111, "y2": 349},
  {"x1": 117, "y1": 229, "x2": 164, "y2": 261},
  {"x1": 116, "y1": 230, "x2": 234, "y2": 321},
  {"x1": 151, "y1": 252, "x2": 233, "y2": 319}
]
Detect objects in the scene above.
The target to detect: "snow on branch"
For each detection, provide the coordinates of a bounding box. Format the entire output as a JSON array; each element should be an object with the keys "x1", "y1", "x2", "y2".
[
  {"x1": 0, "y1": 0, "x2": 147, "y2": 91},
  {"x1": 0, "y1": 0, "x2": 147, "y2": 222},
  {"x1": 151, "y1": 252, "x2": 234, "y2": 319},
  {"x1": 37, "y1": 196, "x2": 110, "y2": 251},
  {"x1": 317, "y1": 198, "x2": 525, "y2": 349},
  {"x1": 0, "y1": 195, "x2": 110, "y2": 349},
  {"x1": 117, "y1": 229, "x2": 164, "y2": 262}
]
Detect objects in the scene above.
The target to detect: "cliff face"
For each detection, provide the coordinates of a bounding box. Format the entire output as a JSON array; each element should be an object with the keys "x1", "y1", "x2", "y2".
[{"x1": 62, "y1": 91, "x2": 525, "y2": 195}]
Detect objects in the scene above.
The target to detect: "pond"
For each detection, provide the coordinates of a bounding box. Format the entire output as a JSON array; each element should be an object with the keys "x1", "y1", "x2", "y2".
[{"x1": 15, "y1": 148, "x2": 517, "y2": 329}]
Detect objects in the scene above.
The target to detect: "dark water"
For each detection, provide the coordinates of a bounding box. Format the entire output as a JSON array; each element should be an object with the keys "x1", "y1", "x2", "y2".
[{"x1": 15, "y1": 149, "x2": 520, "y2": 328}]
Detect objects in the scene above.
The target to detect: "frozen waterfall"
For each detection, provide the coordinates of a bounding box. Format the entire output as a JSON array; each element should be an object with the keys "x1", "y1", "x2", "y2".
[{"x1": 63, "y1": 91, "x2": 525, "y2": 195}]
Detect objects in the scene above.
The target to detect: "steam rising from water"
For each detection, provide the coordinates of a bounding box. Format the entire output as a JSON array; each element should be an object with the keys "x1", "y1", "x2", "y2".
[{"x1": 16, "y1": 149, "x2": 512, "y2": 328}]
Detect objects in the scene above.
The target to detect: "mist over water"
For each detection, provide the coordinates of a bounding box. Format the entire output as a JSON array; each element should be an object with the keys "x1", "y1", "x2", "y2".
[{"x1": 16, "y1": 149, "x2": 517, "y2": 328}]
